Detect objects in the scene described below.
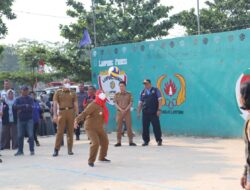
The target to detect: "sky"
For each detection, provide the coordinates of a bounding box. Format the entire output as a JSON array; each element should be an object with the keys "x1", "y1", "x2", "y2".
[{"x1": 0, "y1": 0, "x2": 208, "y2": 45}]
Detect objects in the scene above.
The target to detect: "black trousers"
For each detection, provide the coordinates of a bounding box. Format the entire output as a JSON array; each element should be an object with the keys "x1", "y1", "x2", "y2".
[
  {"x1": 142, "y1": 113, "x2": 162, "y2": 143},
  {"x1": 75, "y1": 122, "x2": 82, "y2": 138},
  {"x1": 34, "y1": 122, "x2": 39, "y2": 143}
]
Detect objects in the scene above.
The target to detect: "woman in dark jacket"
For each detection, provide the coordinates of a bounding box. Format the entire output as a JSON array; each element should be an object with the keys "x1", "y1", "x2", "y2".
[{"x1": 1, "y1": 89, "x2": 18, "y2": 150}]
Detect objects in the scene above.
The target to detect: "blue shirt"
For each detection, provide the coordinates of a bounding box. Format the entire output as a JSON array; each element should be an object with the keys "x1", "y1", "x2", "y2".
[
  {"x1": 32, "y1": 100, "x2": 41, "y2": 123},
  {"x1": 14, "y1": 95, "x2": 34, "y2": 121},
  {"x1": 139, "y1": 87, "x2": 162, "y2": 102}
]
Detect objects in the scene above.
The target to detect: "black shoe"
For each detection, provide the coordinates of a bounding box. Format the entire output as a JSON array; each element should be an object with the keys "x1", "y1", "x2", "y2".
[
  {"x1": 142, "y1": 142, "x2": 148, "y2": 146},
  {"x1": 76, "y1": 136, "x2": 80, "y2": 141},
  {"x1": 36, "y1": 141, "x2": 40, "y2": 147},
  {"x1": 68, "y1": 151, "x2": 74, "y2": 155},
  {"x1": 129, "y1": 142, "x2": 137, "y2": 146},
  {"x1": 99, "y1": 158, "x2": 111, "y2": 162},
  {"x1": 157, "y1": 141, "x2": 162, "y2": 146},
  {"x1": 30, "y1": 151, "x2": 35, "y2": 156},
  {"x1": 15, "y1": 152, "x2": 24, "y2": 156},
  {"x1": 53, "y1": 149, "x2": 59, "y2": 157},
  {"x1": 88, "y1": 163, "x2": 94, "y2": 167},
  {"x1": 114, "y1": 143, "x2": 121, "y2": 147}
]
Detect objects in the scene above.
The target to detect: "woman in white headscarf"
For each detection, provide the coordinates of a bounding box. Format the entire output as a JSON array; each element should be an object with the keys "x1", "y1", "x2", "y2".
[{"x1": 1, "y1": 89, "x2": 18, "y2": 150}]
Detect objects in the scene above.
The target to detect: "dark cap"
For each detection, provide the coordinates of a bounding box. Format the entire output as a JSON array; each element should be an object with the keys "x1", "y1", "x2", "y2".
[
  {"x1": 21, "y1": 85, "x2": 29, "y2": 91},
  {"x1": 143, "y1": 79, "x2": 151, "y2": 84}
]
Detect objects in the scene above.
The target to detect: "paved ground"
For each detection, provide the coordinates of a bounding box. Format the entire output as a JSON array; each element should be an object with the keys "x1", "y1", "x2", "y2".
[{"x1": 0, "y1": 133, "x2": 244, "y2": 190}]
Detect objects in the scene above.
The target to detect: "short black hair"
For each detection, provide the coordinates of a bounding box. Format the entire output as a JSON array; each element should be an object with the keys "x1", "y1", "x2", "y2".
[
  {"x1": 119, "y1": 81, "x2": 126, "y2": 86},
  {"x1": 88, "y1": 85, "x2": 96, "y2": 90},
  {"x1": 240, "y1": 81, "x2": 250, "y2": 110}
]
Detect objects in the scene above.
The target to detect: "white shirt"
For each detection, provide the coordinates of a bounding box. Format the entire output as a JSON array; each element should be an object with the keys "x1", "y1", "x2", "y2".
[{"x1": 0, "y1": 90, "x2": 8, "y2": 101}]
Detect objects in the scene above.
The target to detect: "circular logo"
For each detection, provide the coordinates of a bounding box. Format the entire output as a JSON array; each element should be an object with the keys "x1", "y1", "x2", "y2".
[{"x1": 235, "y1": 68, "x2": 250, "y2": 120}]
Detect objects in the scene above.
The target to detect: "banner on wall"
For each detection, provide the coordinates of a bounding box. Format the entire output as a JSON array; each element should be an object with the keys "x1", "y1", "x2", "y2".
[
  {"x1": 98, "y1": 70, "x2": 127, "y2": 105},
  {"x1": 156, "y1": 74, "x2": 186, "y2": 114}
]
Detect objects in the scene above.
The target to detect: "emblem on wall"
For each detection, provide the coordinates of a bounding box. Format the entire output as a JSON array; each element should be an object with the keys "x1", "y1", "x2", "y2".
[
  {"x1": 98, "y1": 70, "x2": 127, "y2": 105},
  {"x1": 157, "y1": 74, "x2": 186, "y2": 114},
  {"x1": 235, "y1": 68, "x2": 250, "y2": 120}
]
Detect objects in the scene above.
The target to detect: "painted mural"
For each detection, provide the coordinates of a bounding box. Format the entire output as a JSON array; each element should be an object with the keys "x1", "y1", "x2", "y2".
[{"x1": 91, "y1": 29, "x2": 250, "y2": 137}]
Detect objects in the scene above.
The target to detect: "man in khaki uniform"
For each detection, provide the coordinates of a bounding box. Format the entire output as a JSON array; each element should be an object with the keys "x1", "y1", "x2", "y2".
[
  {"x1": 74, "y1": 90, "x2": 110, "y2": 167},
  {"x1": 52, "y1": 79, "x2": 78, "y2": 157},
  {"x1": 114, "y1": 81, "x2": 136, "y2": 147}
]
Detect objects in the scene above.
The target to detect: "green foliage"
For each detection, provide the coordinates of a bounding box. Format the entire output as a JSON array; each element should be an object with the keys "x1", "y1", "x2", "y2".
[
  {"x1": 14, "y1": 39, "x2": 90, "y2": 82},
  {"x1": 61, "y1": 0, "x2": 173, "y2": 46},
  {"x1": 172, "y1": 0, "x2": 250, "y2": 35},
  {"x1": 0, "y1": 46, "x2": 19, "y2": 72},
  {"x1": 0, "y1": 0, "x2": 16, "y2": 38},
  {"x1": 0, "y1": 71, "x2": 63, "y2": 89},
  {"x1": 0, "y1": 45, "x2": 4, "y2": 55},
  {"x1": 58, "y1": 0, "x2": 174, "y2": 82},
  {"x1": 47, "y1": 43, "x2": 91, "y2": 82},
  {"x1": 15, "y1": 40, "x2": 48, "y2": 71}
]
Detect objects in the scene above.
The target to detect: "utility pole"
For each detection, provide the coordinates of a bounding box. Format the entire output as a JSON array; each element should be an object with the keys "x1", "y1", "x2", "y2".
[
  {"x1": 92, "y1": 0, "x2": 97, "y2": 47},
  {"x1": 197, "y1": 0, "x2": 201, "y2": 35}
]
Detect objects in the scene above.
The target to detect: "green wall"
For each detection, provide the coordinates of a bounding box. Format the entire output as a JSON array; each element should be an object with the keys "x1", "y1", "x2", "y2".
[{"x1": 91, "y1": 29, "x2": 250, "y2": 137}]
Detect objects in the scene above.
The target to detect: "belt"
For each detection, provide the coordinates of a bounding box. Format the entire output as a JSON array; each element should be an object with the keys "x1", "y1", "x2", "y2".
[{"x1": 59, "y1": 107, "x2": 73, "y2": 111}]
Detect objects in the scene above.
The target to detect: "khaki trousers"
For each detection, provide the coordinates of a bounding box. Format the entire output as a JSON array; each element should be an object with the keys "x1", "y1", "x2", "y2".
[
  {"x1": 86, "y1": 127, "x2": 109, "y2": 164},
  {"x1": 116, "y1": 111, "x2": 133, "y2": 143},
  {"x1": 55, "y1": 109, "x2": 74, "y2": 151}
]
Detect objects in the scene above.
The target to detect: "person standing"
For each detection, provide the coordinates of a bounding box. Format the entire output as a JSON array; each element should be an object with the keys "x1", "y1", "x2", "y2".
[
  {"x1": 14, "y1": 86, "x2": 35, "y2": 156},
  {"x1": 0, "y1": 80, "x2": 11, "y2": 100},
  {"x1": 137, "y1": 79, "x2": 163, "y2": 146},
  {"x1": 75, "y1": 83, "x2": 87, "y2": 140},
  {"x1": 74, "y1": 90, "x2": 110, "y2": 167},
  {"x1": 83, "y1": 86, "x2": 96, "y2": 109},
  {"x1": 1, "y1": 89, "x2": 18, "y2": 150},
  {"x1": 240, "y1": 82, "x2": 250, "y2": 190},
  {"x1": 114, "y1": 81, "x2": 136, "y2": 147},
  {"x1": 52, "y1": 79, "x2": 78, "y2": 157},
  {"x1": 30, "y1": 92, "x2": 41, "y2": 146}
]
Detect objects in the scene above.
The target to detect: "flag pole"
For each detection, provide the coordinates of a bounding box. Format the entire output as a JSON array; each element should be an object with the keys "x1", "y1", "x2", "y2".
[{"x1": 92, "y1": 0, "x2": 97, "y2": 47}]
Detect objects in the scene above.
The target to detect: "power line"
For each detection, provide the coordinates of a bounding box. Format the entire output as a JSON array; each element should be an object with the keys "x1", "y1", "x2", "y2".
[{"x1": 14, "y1": 10, "x2": 72, "y2": 19}]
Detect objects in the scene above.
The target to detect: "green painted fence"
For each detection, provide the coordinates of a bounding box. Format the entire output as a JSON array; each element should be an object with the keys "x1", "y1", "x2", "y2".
[{"x1": 91, "y1": 29, "x2": 250, "y2": 137}]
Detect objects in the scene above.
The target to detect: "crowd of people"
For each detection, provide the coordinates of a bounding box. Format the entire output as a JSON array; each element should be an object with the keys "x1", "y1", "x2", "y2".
[
  {"x1": 0, "y1": 78, "x2": 164, "y2": 167},
  {"x1": 0, "y1": 80, "x2": 57, "y2": 160}
]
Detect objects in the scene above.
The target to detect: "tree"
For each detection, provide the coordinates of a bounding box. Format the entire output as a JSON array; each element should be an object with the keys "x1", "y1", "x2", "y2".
[
  {"x1": 0, "y1": 0, "x2": 16, "y2": 38},
  {"x1": 60, "y1": 0, "x2": 174, "y2": 46},
  {"x1": 47, "y1": 43, "x2": 91, "y2": 82},
  {"x1": 171, "y1": 0, "x2": 250, "y2": 35},
  {"x1": 0, "y1": 45, "x2": 19, "y2": 72},
  {"x1": 15, "y1": 39, "x2": 90, "y2": 82},
  {"x1": 0, "y1": 0, "x2": 16, "y2": 55},
  {"x1": 58, "y1": 0, "x2": 173, "y2": 82}
]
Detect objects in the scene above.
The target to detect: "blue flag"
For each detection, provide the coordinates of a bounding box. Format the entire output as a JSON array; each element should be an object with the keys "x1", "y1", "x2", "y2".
[{"x1": 79, "y1": 29, "x2": 92, "y2": 48}]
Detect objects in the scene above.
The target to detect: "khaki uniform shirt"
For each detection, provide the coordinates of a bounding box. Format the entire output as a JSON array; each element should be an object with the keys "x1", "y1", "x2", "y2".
[
  {"x1": 53, "y1": 89, "x2": 77, "y2": 109},
  {"x1": 114, "y1": 91, "x2": 133, "y2": 110},
  {"x1": 75, "y1": 102, "x2": 104, "y2": 130}
]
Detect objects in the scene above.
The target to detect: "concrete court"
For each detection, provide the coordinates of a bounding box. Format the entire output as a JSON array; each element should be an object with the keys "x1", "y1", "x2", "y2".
[{"x1": 0, "y1": 133, "x2": 245, "y2": 190}]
